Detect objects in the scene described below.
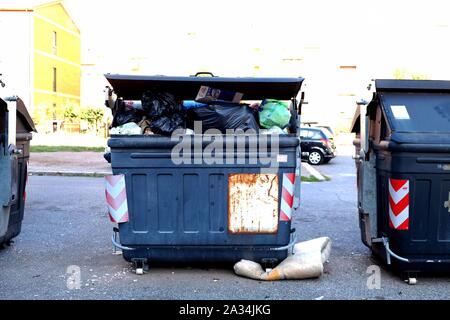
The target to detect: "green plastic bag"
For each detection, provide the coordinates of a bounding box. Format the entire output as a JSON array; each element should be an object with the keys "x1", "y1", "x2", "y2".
[{"x1": 258, "y1": 99, "x2": 291, "y2": 129}]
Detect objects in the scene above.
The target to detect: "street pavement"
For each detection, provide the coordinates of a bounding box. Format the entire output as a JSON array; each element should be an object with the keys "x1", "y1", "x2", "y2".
[
  {"x1": 1, "y1": 155, "x2": 450, "y2": 300},
  {"x1": 29, "y1": 152, "x2": 111, "y2": 176}
]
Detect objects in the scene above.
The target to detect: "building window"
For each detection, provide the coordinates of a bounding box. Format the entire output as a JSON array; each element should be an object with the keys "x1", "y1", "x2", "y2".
[
  {"x1": 52, "y1": 31, "x2": 57, "y2": 55},
  {"x1": 338, "y1": 65, "x2": 358, "y2": 96},
  {"x1": 52, "y1": 67, "x2": 57, "y2": 92}
]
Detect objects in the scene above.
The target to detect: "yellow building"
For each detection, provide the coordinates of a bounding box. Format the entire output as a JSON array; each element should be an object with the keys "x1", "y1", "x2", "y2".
[{"x1": 0, "y1": 0, "x2": 80, "y2": 132}]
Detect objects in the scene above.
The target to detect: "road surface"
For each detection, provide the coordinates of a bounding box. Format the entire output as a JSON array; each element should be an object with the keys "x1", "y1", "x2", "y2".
[{"x1": 1, "y1": 156, "x2": 449, "y2": 299}]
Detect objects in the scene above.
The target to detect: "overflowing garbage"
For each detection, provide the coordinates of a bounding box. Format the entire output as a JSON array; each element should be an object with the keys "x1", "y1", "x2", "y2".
[
  {"x1": 187, "y1": 102, "x2": 260, "y2": 133},
  {"x1": 110, "y1": 122, "x2": 141, "y2": 135},
  {"x1": 107, "y1": 85, "x2": 295, "y2": 136},
  {"x1": 259, "y1": 99, "x2": 291, "y2": 129}
]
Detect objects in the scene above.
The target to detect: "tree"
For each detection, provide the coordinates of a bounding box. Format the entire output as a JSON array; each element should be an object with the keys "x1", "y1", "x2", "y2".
[
  {"x1": 411, "y1": 73, "x2": 429, "y2": 80},
  {"x1": 80, "y1": 107, "x2": 104, "y2": 133},
  {"x1": 64, "y1": 106, "x2": 79, "y2": 122},
  {"x1": 393, "y1": 68, "x2": 408, "y2": 80},
  {"x1": 393, "y1": 68, "x2": 429, "y2": 80}
]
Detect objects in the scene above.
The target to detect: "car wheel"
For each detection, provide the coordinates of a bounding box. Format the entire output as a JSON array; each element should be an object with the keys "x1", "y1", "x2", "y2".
[{"x1": 308, "y1": 151, "x2": 324, "y2": 165}]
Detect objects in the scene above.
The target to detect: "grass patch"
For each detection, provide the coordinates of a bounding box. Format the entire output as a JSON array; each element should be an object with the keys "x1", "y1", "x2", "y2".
[
  {"x1": 29, "y1": 171, "x2": 107, "y2": 178},
  {"x1": 31, "y1": 145, "x2": 104, "y2": 153},
  {"x1": 301, "y1": 174, "x2": 331, "y2": 182}
]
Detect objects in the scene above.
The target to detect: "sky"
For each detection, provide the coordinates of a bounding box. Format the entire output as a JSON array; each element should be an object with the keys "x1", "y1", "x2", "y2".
[
  {"x1": 59, "y1": 0, "x2": 450, "y2": 123},
  {"x1": 1, "y1": 0, "x2": 448, "y2": 129},
  {"x1": 2, "y1": 0, "x2": 448, "y2": 78},
  {"x1": 62, "y1": 0, "x2": 450, "y2": 78},
  {"x1": 3, "y1": 0, "x2": 447, "y2": 123}
]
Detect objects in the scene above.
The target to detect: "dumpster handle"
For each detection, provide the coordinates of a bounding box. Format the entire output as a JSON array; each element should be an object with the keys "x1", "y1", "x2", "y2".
[
  {"x1": 382, "y1": 237, "x2": 409, "y2": 264},
  {"x1": 270, "y1": 233, "x2": 297, "y2": 252},
  {"x1": 193, "y1": 72, "x2": 216, "y2": 77},
  {"x1": 111, "y1": 231, "x2": 297, "y2": 252},
  {"x1": 111, "y1": 233, "x2": 135, "y2": 251}
]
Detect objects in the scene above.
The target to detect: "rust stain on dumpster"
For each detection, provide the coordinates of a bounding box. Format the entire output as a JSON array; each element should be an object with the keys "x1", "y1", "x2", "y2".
[{"x1": 228, "y1": 173, "x2": 279, "y2": 234}]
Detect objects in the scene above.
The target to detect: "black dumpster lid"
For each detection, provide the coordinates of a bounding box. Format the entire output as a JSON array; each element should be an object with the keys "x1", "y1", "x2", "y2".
[
  {"x1": 375, "y1": 79, "x2": 450, "y2": 93},
  {"x1": 105, "y1": 74, "x2": 304, "y2": 100}
]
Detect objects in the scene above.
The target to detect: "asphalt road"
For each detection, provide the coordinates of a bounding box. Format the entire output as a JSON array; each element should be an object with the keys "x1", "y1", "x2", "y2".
[{"x1": 1, "y1": 155, "x2": 450, "y2": 300}]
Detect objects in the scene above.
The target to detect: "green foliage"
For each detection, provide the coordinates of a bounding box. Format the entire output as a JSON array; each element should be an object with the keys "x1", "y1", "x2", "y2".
[
  {"x1": 393, "y1": 68, "x2": 429, "y2": 80},
  {"x1": 393, "y1": 68, "x2": 408, "y2": 80},
  {"x1": 411, "y1": 74, "x2": 429, "y2": 80},
  {"x1": 80, "y1": 107, "x2": 105, "y2": 133},
  {"x1": 80, "y1": 107, "x2": 104, "y2": 124},
  {"x1": 31, "y1": 145, "x2": 104, "y2": 152},
  {"x1": 63, "y1": 106, "x2": 79, "y2": 121},
  {"x1": 301, "y1": 175, "x2": 331, "y2": 182}
]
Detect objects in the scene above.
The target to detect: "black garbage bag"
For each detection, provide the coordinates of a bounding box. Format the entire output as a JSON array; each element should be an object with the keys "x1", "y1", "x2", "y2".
[
  {"x1": 288, "y1": 108, "x2": 297, "y2": 134},
  {"x1": 187, "y1": 102, "x2": 259, "y2": 133},
  {"x1": 150, "y1": 113, "x2": 185, "y2": 136},
  {"x1": 103, "y1": 152, "x2": 111, "y2": 163},
  {"x1": 142, "y1": 90, "x2": 182, "y2": 119},
  {"x1": 111, "y1": 99, "x2": 143, "y2": 127}
]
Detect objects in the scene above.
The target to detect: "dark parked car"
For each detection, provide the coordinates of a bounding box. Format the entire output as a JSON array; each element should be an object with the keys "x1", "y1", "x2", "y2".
[{"x1": 300, "y1": 127, "x2": 336, "y2": 165}]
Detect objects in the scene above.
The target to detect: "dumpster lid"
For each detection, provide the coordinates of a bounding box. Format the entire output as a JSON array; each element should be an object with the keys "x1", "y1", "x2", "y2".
[
  {"x1": 379, "y1": 91, "x2": 450, "y2": 136},
  {"x1": 105, "y1": 74, "x2": 304, "y2": 100},
  {"x1": 350, "y1": 107, "x2": 360, "y2": 134},
  {"x1": 0, "y1": 97, "x2": 36, "y2": 132},
  {"x1": 17, "y1": 98, "x2": 37, "y2": 132},
  {"x1": 375, "y1": 79, "x2": 450, "y2": 93},
  {"x1": 350, "y1": 100, "x2": 372, "y2": 134}
]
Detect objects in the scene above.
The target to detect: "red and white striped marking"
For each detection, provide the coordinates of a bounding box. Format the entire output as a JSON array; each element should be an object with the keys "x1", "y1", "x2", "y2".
[
  {"x1": 105, "y1": 174, "x2": 129, "y2": 223},
  {"x1": 388, "y1": 178, "x2": 409, "y2": 230},
  {"x1": 280, "y1": 173, "x2": 295, "y2": 221}
]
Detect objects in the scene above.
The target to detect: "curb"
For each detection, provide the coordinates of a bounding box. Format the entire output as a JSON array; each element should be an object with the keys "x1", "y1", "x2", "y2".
[
  {"x1": 28, "y1": 171, "x2": 111, "y2": 178},
  {"x1": 301, "y1": 163, "x2": 326, "y2": 181},
  {"x1": 30, "y1": 167, "x2": 324, "y2": 180}
]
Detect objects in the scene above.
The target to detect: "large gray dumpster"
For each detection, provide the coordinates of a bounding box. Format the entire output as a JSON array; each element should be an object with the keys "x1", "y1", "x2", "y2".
[{"x1": 105, "y1": 74, "x2": 304, "y2": 269}]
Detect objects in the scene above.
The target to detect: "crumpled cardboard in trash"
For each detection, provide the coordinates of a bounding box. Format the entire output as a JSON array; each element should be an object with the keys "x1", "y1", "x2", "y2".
[{"x1": 233, "y1": 237, "x2": 331, "y2": 281}]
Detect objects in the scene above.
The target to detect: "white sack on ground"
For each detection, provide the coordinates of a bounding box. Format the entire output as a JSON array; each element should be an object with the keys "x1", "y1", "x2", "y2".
[{"x1": 234, "y1": 237, "x2": 331, "y2": 281}]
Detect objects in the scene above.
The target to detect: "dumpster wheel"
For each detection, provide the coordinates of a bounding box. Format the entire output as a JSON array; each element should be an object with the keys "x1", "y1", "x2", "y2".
[
  {"x1": 132, "y1": 258, "x2": 149, "y2": 275},
  {"x1": 373, "y1": 238, "x2": 418, "y2": 285},
  {"x1": 136, "y1": 268, "x2": 144, "y2": 275},
  {"x1": 0, "y1": 240, "x2": 13, "y2": 249},
  {"x1": 403, "y1": 272, "x2": 418, "y2": 285}
]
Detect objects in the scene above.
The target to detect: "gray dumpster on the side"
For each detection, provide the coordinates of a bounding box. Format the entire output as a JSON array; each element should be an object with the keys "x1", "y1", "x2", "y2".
[
  {"x1": 352, "y1": 79, "x2": 450, "y2": 280},
  {"x1": 0, "y1": 97, "x2": 36, "y2": 246}
]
